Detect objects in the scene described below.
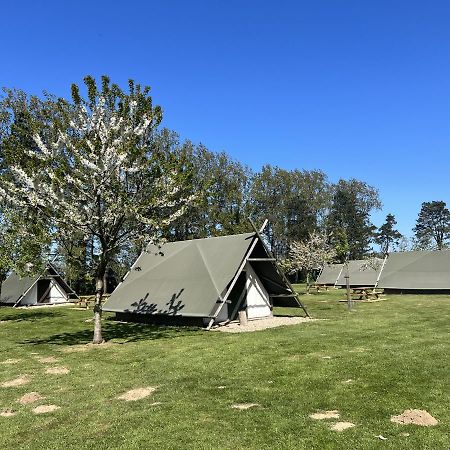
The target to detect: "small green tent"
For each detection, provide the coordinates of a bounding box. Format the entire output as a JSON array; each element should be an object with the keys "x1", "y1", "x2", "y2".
[
  {"x1": 0, "y1": 263, "x2": 76, "y2": 307},
  {"x1": 103, "y1": 232, "x2": 308, "y2": 327}
]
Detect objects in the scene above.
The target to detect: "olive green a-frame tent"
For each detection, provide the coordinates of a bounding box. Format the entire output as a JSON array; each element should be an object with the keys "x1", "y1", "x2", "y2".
[
  {"x1": 335, "y1": 258, "x2": 385, "y2": 287},
  {"x1": 316, "y1": 263, "x2": 344, "y2": 286},
  {"x1": 377, "y1": 250, "x2": 450, "y2": 290},
  {"x1": 103, "y1": 224, "x2": 309, "y2": 328},
  {"x1": 0, "y1": 263, "x2": 77, "y2": 307}
]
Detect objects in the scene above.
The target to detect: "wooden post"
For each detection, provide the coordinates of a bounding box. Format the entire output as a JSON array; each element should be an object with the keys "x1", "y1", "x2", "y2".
[
  {"x1": 238, "y1": 310, "x2": 248, "y2": 326},
  {"x1": 345, "y1": 258, "x2": 352, "y2": 310}
]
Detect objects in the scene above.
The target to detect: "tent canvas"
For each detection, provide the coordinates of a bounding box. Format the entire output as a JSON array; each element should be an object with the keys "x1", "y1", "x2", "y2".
[
  {"x1": 103, "y1": 231, "x2": 308, "y2": 326},
  {"x1": 335, "y1": 259, "x2": 383, "y2": 287},
  {"x1": 378, "y1": 250, "x2": 450, "y2": 290},
  {"x1": 316, "y1": 263, "x2": 343, "y2": 286},
  {"x1": 0, "y1": 263, "x2": 76, "y2": 307}
]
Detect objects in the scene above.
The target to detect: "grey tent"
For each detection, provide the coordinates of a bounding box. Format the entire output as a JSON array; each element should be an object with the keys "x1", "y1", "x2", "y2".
[
  {"x1": 103, "y1": 231, "x2": 309, "y2": 327},
  {"x1": 378, "y1": 250, "x2": 450, "y2": 290},
  {"x1": 335, "y1": 259, "x2": 384, "y2": 287},
  {"x1": 316, "y1": 263, "x2": 344, "y2": 286},
  {"x1": 0, "y1": 263, "x2": 76, "y2": 307}
]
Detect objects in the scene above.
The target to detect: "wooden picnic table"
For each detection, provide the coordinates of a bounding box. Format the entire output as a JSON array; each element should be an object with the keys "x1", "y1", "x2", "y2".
[
  {"x1": 313, "y1": 284, "x2": 330, "y2": 292},
  {"x1": 350, "y1": 287, "x2": 386, "y2": 301}
]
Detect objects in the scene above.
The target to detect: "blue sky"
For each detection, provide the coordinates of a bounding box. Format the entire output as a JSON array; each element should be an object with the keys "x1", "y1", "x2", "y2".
[{"x1": 2, "y1": 1, "x2": 450, "y2": 238}]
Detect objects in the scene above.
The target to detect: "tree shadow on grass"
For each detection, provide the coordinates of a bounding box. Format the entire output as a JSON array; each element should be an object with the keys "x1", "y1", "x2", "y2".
[
  {"x1": 0, "y1": 309, "x2": 62, "y2": 322},
  {"x1": 20, "y1": 319, "x2": 201, "y2": 347}
]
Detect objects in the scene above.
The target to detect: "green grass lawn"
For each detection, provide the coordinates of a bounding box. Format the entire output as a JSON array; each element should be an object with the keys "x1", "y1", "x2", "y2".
[{"x1": 1, "y1": 287, "x2": 450, "y2": 449}]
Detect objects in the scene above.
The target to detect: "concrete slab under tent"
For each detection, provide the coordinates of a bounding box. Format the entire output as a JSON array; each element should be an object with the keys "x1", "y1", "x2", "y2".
[
  {"x1": 335, "y1": 259, "x2": 384, "y2": 287},
  {"x1": 0, "y1": 263, "x2": 76, "y2": 307},
  {"x1": 103, "y1": 231, "x2": 309, "y2": 327},
  {"x1": 316, "y1": 263, "x2": 344, "y2": 286},
  {"x1": 378, "y1": 250, "x2": 450, "y2": 291}
]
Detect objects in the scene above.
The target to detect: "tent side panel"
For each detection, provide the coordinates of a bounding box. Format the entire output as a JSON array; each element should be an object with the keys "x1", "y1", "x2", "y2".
[
  {"x1": 48, "y1": 281, "x2": 69, "y2": 303},
  {"x1": 20, "y1": 284, "x2": 38, "y2": 306}
]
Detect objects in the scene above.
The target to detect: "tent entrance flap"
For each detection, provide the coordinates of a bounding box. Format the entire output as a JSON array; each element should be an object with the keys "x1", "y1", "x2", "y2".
[{"x1": 37, "y1": 279, "x2": 52, "y2": 303}]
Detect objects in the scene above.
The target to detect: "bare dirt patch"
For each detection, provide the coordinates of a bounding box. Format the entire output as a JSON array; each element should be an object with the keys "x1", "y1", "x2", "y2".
[
  {"x1": 0, "y1": 408, "x2": 17, "y2": 417},
  {"x1": 45, "y1": 367, "x2": 70, "y2": 375},
  {"x1": 1, "y1": 359, "x2": 21, "y2": 365},
  {"x1": 330, "y1": 422, "x2": 356, "y2": 431},
  {"x1": 32, "y1": 405, "x2": 60, "y2": 414},
  {"x1": 117, "y1": 387, "x2": 157, "y2": 401},
  {"x1": 391, "y1": 409, "x2": 438, "y2": 426},
  {"x1": 37, "y1": 356, "x2": 58, "y2": 364},
  {"x1": 17, "y1": 392, "x2": 45, "y2": 405},
  {"x1": 231, "y1": 403, "x2": 260, "y2": 410},
  {"x1": 310, "y1": 410, "x2": 340, "y2": 420},
  {"x1": 214, "y1": 316, "x2": 313, "y2": 333},
  {"x1": 1, "y1": 375, "x2": 31, "y2": 388}
]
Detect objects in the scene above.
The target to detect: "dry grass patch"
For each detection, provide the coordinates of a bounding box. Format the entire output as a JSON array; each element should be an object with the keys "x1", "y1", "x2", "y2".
[
  {"x1": 1, "y1": 375, "x2": 31, "y2": 388},
  {"x1": 117, "y1": 387, "x2": 157, "y2": 401},
  {"x1": 330, "y1": 422, "x2": 356, "y2": 432},
  {"x1": 391, "y1": 409, "x2": 438, "y2": 426},
  {"x1": 32, "y1": 405, "x2": 60, "y2": 414},
  {"x1": 45, "y1": 367, "x2": 70, "y2": 375},
  {"x1": 309, "y1": 410, "x2": 340, "y2": 420},
  {"x1": 17, "y1": 392, "x2": 45, "y2": 405},
  {"x1": 37, "y1": 356, "x2": 58, "y2": 364},
  {"x1": 231, "y1": 403, "x2": 260, "y2": 410}
]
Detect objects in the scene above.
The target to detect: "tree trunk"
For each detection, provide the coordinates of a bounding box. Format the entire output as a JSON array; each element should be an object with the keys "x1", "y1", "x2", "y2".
[
  {"x1": 306, "y1": 272, "x2": 310, "y2": 295},
  {"x1": 103, "y1": 268, "x2": 108, "y2": 295},
  {"x1": 92, "y1": 276, "x2": 104, "y2": 344}
]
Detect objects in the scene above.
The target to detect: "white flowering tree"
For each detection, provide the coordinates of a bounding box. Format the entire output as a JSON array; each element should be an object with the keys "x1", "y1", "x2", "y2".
[
  {"x1": 285, "y1": 231, "x2": 336, "y2": 293},
  {"x1": 0, "y1": 76, "x2": 194, "y2": 343}
]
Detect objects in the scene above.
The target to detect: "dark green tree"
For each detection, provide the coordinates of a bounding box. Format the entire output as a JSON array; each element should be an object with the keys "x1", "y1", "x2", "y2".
[
  {"x1": 327, "y1": 179, "x2": 381, "y2": 260},
  {"x1": 158, "y1": 131, "x2": 252, "y2": 240},
  {"x1": 249, "y1": 165, "x2": 331, "y2": 258},
  {"x1": 375, "y1": 213, "x2": 403, "y2": 255},
  {"x1": 413, "y1": 201, "x2": 450, "y2": 250}
]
